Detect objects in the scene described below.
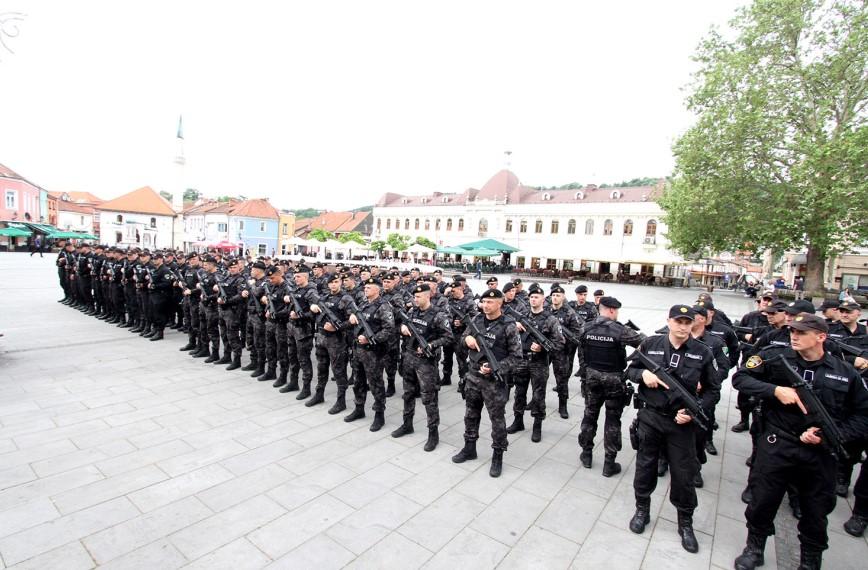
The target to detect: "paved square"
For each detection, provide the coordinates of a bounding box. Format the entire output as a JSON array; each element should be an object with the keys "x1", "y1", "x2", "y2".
[{"x1": 1, "y1": 253, "x2": 865, "y2": 569}]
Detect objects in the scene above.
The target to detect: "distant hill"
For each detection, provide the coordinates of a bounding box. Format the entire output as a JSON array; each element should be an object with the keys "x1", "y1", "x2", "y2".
[{"x1": 540, "y1": 177, "x2": 664, "y2": 191}]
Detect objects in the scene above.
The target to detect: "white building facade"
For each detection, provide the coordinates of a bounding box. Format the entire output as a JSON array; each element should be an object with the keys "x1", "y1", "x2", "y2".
[{"x1": 372, "y1": 170, "x2": 684, "y2": 276}]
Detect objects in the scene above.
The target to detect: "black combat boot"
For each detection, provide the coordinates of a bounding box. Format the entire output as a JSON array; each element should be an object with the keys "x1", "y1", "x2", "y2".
[
  {"x1": 149, "y1": 328, "x2": 164, "y2": 341},
  {"x1": 273, "y1": 368, "x2": 288, "y2": 388},
  {"x1": 295, "y1": 382, "x2": 311, "y2": 400},
  {"x1": 677, "y1": 512, "x2": 699, "y2": 553},
  {"x1": 629, "y1": 499, "x2": 651, "y2": 534},
  {"x1": 344, "y1": 405, "x2": 365, "y2": 423},
  {"x1": 741, "y1": 485, "x2": 753, "y2": 504},
  {"x1": 305, "y1": 389, "x2": 325, "y2": 407},
  {"x1": 844, "y1": 513, "x2": 868, "y2": 537},
  {"x1": 391, "y1": 417, "x2": 414, "y2": 438},
  {"x1": 424, "y1": 427, "x2": 438, "y2": 452},
  {"x1": 369, "y1": 411, "x2": 385, "y2": 432},
  {"x1": 226, "y1": 353, "x2": 242, "y2": 371},
  {"x1": 836, "y1": 467, "x2": 851, "y2": 498},
  {"x1": 602, "y1": 454, "x2": 621, "y2": 477},
  {"x1": 192, "y1": 345, "x2": 210, "y2": 358},
  {"x1": 489, "y1": 449, "x2": 503, "y2": 478},
  {"x1": 129, "y1": 322, "x2": 143, "y2": 333},
  {"x1": 452, "y1": 440, "x2": 477, "y2": 463},
  {"x1": 142, "y1": 327, "x2": 155, "y2": 338},
  {"x1": 530, "y1": 418, "x2": 543, "y2": 443},
  {"x1": 734, "y1": 533, "x2": 766, "y2": 570},
  {"x1": 251, "y1": 359, "x2": 265, "y2": 378},
  {"x1": 204, "y1": 348, "x2": 219, "y2": 363},
  {"x1": 731, "y1": 411, "x2": 750, "y2": 433},
  {"x1": 179, "y1": 339, "x2": 196, "y2": 351},
  {"x1": 704, "y1": 438, "x2": 718, "y2": 456},
  {"x1": 216, "y1": 351, "x2": 231, "y2": 365},
  {"x1": 385, "y1": 378, "x2": 396, "y2": 397},
  {"x1": 257, "y1": 365, "x2": 277, "y2": 381},
  {"x1": 279, "y1": 376, "x2": 299, "y2": 393},
  {"x1": 580, "y1": 449, "x2": 592, "y2": 469},
  {"x1": 558, "y1": 396, "x2": 569, "y2": 419},
  {"x1": 328, "y1": 390, "x2": 346, "y2": 415},
  {"x1": 241, "y1": 354, "x2": 257, "y2": 371},
  {"x1": 798, "y1": 547, "x2": 821, "y2": 570},
  {"x1": 506, "y1": 415, "x2": 525, "y2": 434},
  {"x1": 693, "y1": 471, "x2": 704, "y2": 488}
]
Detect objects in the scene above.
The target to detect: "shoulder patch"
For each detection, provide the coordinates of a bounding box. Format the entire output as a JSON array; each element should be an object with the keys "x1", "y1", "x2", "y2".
[{"x1": 745, "y1": 355, "x2": 763, "y2": 369}]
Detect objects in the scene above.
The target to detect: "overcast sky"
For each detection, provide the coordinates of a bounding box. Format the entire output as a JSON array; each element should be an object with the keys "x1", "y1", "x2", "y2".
[{"x1": 1, "y1": 1, "x2": 745, "y2": 210}]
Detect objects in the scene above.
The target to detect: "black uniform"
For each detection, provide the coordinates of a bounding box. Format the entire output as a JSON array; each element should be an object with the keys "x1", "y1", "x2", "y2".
[
  {"x1": 288, "y1": 282, "x2": 319, "y2": 394},
  {"x1": 442, "y1": 293, "x2": 477, "y2": 384},
  {"x1": 314, "y1": 290, "x2": 354, "y2": 397},
  {"x1": 549, "y1": 303, "x2": 584, "y2": 399},
  {"x1": 148, "y1": 264, "x2": 174, "y2": 334},
  {"x1": 399, "y1": 304, "x2": 453, "y2": 431},
  {"x1": 350, "y1": 296, "x2": 395, "y2": 418},
  {"x1": 217, "y1": 271, "x2": 247, "y2": 362},
  {"x1": 510, "y1": 308, "x2": 565, "y2": 430},
  {"x1": 732, "y1": 347, "x2": 868, "y2": 558}
]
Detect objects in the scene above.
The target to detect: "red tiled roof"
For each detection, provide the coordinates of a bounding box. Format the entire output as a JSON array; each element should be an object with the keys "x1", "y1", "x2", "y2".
[
  {"x1": 0, "y1": 162, "x2": 41, "y2": 189},
  {"x1": 229, "y1": 199, "x2": 279, "y2": 220},
  {"x1": 57, "y1": 201, "x2": 95, "y2": 214},
  {"x1": 49, "y1": 191, "x2": 104, "y2": 205},
  {"x1": 96, "y1": 186, "x2": 176, "y2": 216},
  {"x1": 294, "y1": 211, "x2": 370, "y2": 236}
]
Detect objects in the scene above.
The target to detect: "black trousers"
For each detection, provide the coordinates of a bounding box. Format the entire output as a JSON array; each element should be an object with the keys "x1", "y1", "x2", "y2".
[
  {"x1": 352, "y1": 346, "x2": 386, "y2": 412},
  {"x1": 512, "y1": 355, "x2": 549, "y2": 419},
  {"x1": 633, "y1": 408, "x2": 698, "y2": 514},
  {"x1": 401, "y1": 351, "x2": 440, "y2": 428},
  {"x1": 315, "y1": 333, "x2": 348, "y2": 392}
]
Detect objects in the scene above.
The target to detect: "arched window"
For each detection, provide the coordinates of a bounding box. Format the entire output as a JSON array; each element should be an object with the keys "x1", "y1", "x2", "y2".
[
  {"x1": 395, "y1": 218, "x2": 400, "y2": 229},
  {"x1": 646, "y1": 219, "x2": 657, "y2": 236},
  {"x1": 567, "y1": 219, "x2": 576, "y2": 234},
  {"x1": 603, "y1": 219, "x2": 613, "y2": 236},
  {"x1": 150, "y1": 217, "x2": 157, "y2": 228},
  {"x1": 435, "y1": 218, "x2": 441, "y2": 231},
  {"x1": 404, "y1": 219, "x2": 410, "y2": 230},
  {"x1": 585, "y1": 219, "x2": 594, "y2": 235},
  {"x1": 377, "y1": 218, "x2": 382, "y2": 231},
  {"x1": 386, "y1": 219, "x2": 391, "y2": 230},
  {"x1": 414, "y1": 219, "x2": 420, "y2": 230},
  {"x1": 446, "y1": 218, "x2": 453, "y2": 231},
  {"x1": 458, "y1": 218, "x2": 464, "y2": 231},
  {"x1": 478, "y1": 218, "x2": 488, "y2": 237},
  {"x1": 116, "y1": 214, "x2": 123, "y2": 223},
  {"x1": 623, "y1": 219, "x2": 633, "y2": 236},
  {"x1": 424, "y1": 219, "x2": 430, "y2": 231},
  {"x1": 505, "y1": 219, "x2": 513, "y2": 232}
]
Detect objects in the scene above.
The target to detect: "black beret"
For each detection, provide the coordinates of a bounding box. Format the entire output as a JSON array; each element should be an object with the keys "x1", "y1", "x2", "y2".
[
  {"x1": 413, "y1": 284, "x2": 431, "y2": 294},
  {"x1": 575, "y1": 285, "x2": 588, "y2": 293},
  {"x1": 296, "y1": 264, "x2": 312, "y2": 273},
  {"x1": 363, "y1": 277, "x2": 382, "y2": 287},
  {"x1": 411, "y1": 267, "x2": 420, "y2": 272},
  {"x1": 486, "y1": 277, "x2": 499, "y2": 284},
  {"x1": 599, "y1": 296, "x2": 621, "y2": 309},
  {"x1": 513, "y1": 278, "x2": 522, "y2": 285},
  {"x1": 327, "y1": 274, "x2": 342, "y2": 283},
  {"x1": 252, "y1": 261, "x2": 267, "y2": 270},
  {"x1": 188, "y1": 252, "x2": 199, "y2": 259},
  {"x1": 400, "y1": 271, "x2": 410, "y2": 277},
  {"x1": 480, "y1": 289, "x2": 504, "y2": 299},
  {"x1": 203, "y1": 255, "x2": 217, "y2": 263},
  {"x1": 265, "y1": 265, "x2": 282, "y2": 276},
  {"x1": 452, "y1": 275, "x2": 466, "y2": 283},
  {"x1": 551, "y1": 285, "x2": 565, "y2": 294},
  {"x1": 152, "y1": 252, "x2": 164, "y2": 259},
  {"x1": 593, "y1": 289, "x2": 605, "y2": 296},
  {"x1": 528, "y1": 285, "x2": 545, "y2": 296},
  {"x1": 502, "y1": 283, "x2": 515, "y2": 293},
  {"x1": 226, "y1": 258, "x2": 239, "y2": 267}
]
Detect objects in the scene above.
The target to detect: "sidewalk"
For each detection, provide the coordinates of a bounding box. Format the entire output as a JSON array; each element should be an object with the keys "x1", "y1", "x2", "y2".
[{"x1": 0, "y1": 253, "x2": 865, "y2": 569}]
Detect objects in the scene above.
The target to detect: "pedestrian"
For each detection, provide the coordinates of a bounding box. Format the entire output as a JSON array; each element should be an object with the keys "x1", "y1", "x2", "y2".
[{"x1": 29, "y1": 235, "x2": 44, "y2": 257}]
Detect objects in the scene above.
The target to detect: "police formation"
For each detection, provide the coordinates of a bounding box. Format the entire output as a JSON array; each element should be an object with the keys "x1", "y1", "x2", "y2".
[{"x1": 55, "y1": 243, "x2": 868, "y2": 569}]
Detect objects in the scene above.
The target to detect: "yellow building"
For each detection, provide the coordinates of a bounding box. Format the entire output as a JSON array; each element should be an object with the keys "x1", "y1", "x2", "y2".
[{"x1": 278, "y1": 211, "x2": 296, "y2": 255}]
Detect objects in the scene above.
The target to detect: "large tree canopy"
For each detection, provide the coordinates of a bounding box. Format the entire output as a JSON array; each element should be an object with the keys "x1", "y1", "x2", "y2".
[{"x1": 660, "y1": 0, "x2": 868, "y2": 293}]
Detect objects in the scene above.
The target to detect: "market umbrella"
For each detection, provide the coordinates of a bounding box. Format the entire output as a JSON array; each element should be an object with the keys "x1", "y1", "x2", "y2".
[{"x1": 0, "y1": 227, "x2": 33, "y2": 237}]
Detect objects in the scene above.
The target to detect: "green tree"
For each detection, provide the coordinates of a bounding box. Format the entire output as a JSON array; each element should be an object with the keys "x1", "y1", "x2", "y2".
[
  {"x1": 338, "y1": 231, "x2": 366, "y2": 245},
  {"x1": 386, "y1": 232, "x2": 411, "y2": 251},
  {"x1": 159, "y1": 190, "x2": 173, "y2": 201},
  {"x1": 415, "y1": 236, "x2": 437, "y2": 249},
  {"x1": 370, "y1": 240, "x2": 386, "y2": 253},
  {"x1": 309, "y1": 228, "x2": 335, "y2": 242},
  {"x1": 660, "y1": 0, "x2": 868, "y2": 294},
  {"x1": 183, "y1": 188, "x2": 200, "y2": 202},
  {"x1": 291, "y1": 208, "x2": 322, "y2": 218}
]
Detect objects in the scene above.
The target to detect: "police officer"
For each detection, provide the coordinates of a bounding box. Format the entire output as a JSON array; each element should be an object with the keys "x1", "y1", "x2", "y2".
[
  {"x1": 829, "y1": 300, "x2": 867, "y2": 340},
  {"x1": 135, "y1": 250, "x2": 153, "y2": 336},
  {"x1": 507, "y1": 284, "x2": 564, "y2": 443},
  {"x1": 627, "y1": 305, "x2": 717, "y2": 554},
  {"x1": 549, "y1": 285, "x2": 583, "y2": 418},
  {"x1": 381, "y1": 272, "x2": 410, "y2": 397},
  {"x1": 242, "y1": 261, "x2": 268, "y2": 377},
  {"x1": 578, "y1": 296, "x2": 645, "y2": 475},
  {"x1": 287, "y1": 265, "x2": 320, "y2": 399},
  {"x1": 441, "y1": 276, "x2": 476, "y2": 387},
  {"x1": 345, "y1": 277, "x2": 396, "y2": 432},
  {"x1": 56, "y1": 241, "x2": 74, "y2": 304},
  {"x1": 76, "y1": 243, "x2": 95, "y2": 314},
  {"x1": 392, "y1": 284, "x2": 453, "y2": 451},
  {"x1": 818, "y1": 299, "x2": 840, "y2": 325},
  {"x1": 452, "y1": 288, "x2": 523, "y2": 478},
  {"x1": 570, "y1": 284, "x2": 598, "y2": 379},
  {"x1": 259, "y1": 265, "x2": 291, "y2": 385},
  {"x1": 732, "y1": 313, "x2": 868, "y2": 570},
  {"x1": 217, "y1": 258, "x2": 247, "y2": 370},
  {"x1": 308, "y1": 274, "x2": 353, "y2": 413},
  {"x1": 195, "y1": 255, "x2": 222, "y2": 362},
  {"x1": 146, "y1": 252, "x2": 173, "y2": 341},
  {"x1": 178, "y1": 253, "x2": 202, "y2": 352}
]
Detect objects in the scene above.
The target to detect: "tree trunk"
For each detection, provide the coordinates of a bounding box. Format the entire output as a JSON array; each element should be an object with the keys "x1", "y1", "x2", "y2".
[{"x1": 803, "y1": 244, "x2": 826, "y2": 302}]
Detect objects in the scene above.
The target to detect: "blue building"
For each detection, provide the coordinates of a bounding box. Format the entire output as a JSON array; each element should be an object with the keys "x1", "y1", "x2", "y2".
[{"x1": 228, "y1": 199, "x2": 279, "y2": 256}]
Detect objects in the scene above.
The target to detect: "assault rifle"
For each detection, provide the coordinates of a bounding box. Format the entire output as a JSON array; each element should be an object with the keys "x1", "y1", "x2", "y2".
[
  {"x1": 263, "y1": 282, "x2": 278, "y2": 320},
  {"x1": 623, "y1": 319, "x2": 641, "y2": 332},
  {"x1": 395, "y1": 307, "x2": 434, "y2": 358},
  {"x1": 504, "y1": 305, "x2": 556, "y2": 352},
  {"x1": 146, "y1": 267, "x2": 156, "y2": 289},
  {"x1": 462, "y1": 311, "x2": 505, "y2": 386},
  {"x1": 768, "y1": 354, "x2": 849, "y2": 460},
  {"x1": 347, "y1": 299, "x2": 377, "y2": 345},
  {"x1": 627, "y1": 349, "x2": 711, "y2": 431},
  {"x1": 318, "y1": 299, "x2": 345, "y2": 331},
  {"x1": 831, "y1": 337, "x2": 867, "y2": 359},
  {"x1": 215, "y1": 276, "x2": 228, "y2": 303}
]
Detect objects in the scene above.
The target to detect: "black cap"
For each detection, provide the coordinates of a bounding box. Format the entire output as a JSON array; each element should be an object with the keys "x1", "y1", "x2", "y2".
[
  {"x1": 692, "y1": 303, "x2": 708, "y2": 318},
  {"x1": 764, "y1": 300, "x2": 788, "y2": 313},
  {"x1": 411, "y1": 267, "x2": 419, "y2": 272},
  {"x1": 694, "y1": 299, "x2": 715, "y2": 311},
  {"x1": 252, "y1": 261, "x2": 267, "y2": 270},
  {"x1": 818, "y1": 299, "x2": 839, "y2": 311},
  {"x1": 152, "y1": 252, "x2": 164, "y2": 259},
  {"x1": 265, "y1": 265, "x2": 282, "y2": 276},
  {"x1": 669, "y1": 304, "x2": 696, "y2": 320},
  {"x1": 203, "y1": 254, "x2": 217, "y2": 263},
  {"x1": 551, "y1": 285, "x2": 565, "y2": 294},
  {"x1": 789, "y1": 313, "x2": 829, "y2": 333},
  {"x1": 502, "y1": 282, "x2": 515, "y2": 293},
  {"x1": 364, "y1": 277, "x2": 382, "y2": 287},
  {"x1": 575, "y1": 285, "x2": 588, "y2": 294},
  {"x1": 783, "y1": 299, "x2": 815, "y2": 315},
  {"x1": 513, "y1": 278, "x2": 522, "y2": 285},
  {"x1": 480, "y1": 289, "x2": 503, "y2": 299},
  {"x1": 400, "y1": 270, "x2": 410, "y2": 277},
  {"x1": 593, "y1": 289, "x2": 605, "y2": 297},
  {"x1": 486, "y1": 277, "x2": 498, "y2": 284},
  {"x1": 838, "y1": 300, "x2": 862, "y2": 312},
  {"x1": 452, "y1": 275, "x2": 466, "y2": 283},
  {"x1": 528, "y1": 285, "x2": 545, "y2": 296},
  {"x1": 226, "y1": 258, "x2": 238, "y2": 267},
  {"x1": 599, "y1": 296, "x2": 621, "y2": 309},
  {"x1": 433, "y1": 269, "x2": 442, "y2": 275}
]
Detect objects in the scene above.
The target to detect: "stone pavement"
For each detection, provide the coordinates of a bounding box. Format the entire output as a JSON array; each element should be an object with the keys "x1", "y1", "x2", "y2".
[{"x1": 0, "y1": 252, "x2": 865, "y2": 569}]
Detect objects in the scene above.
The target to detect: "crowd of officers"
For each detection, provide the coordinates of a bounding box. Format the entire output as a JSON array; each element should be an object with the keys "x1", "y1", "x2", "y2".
[{"x1": 55, "y1": 241, "x2": 868, "y2": 569}]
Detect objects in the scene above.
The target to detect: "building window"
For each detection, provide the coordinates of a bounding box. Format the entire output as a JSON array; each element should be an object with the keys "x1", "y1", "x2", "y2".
[
  {"x1": 404, "y1": 219, "x2": 410, "y2": 230},
  {"x1": 116, "y1": 214, "x2": 123, "y2": 223},
  {"x1": 567, "y1": 219, "x2": 576, "y2": 234},
  {"x1": 505, "y1": 219, "x2": 513, "y2": 232},
  {"x1": 603, "y1": 219, "x2": 613, "y2": 236},
  {"x1": 519, "y1": 219, "x2": 527, "y2": 233},
  {"x1": 646, "y1": 219, "x2": 657, "y2": 236},
  {"x1": 283, "y1": 223, "x2": 289, "y2": 235},
  {"x1": 516, "y1": 256, "x2": 525, "y2": 268},
  {"x1": 435, "y1": 218, "x2": 441, "y2": 231},
  {"x1": 258, "y1": 243, "x2": 267, "y2": 255},
  {"x1": 414, "y1": 219, "x2": 420, "y2": 230},
  {"x1": 585, "y1": 219, "x2": 594, "y2": 235},
  {"x1": 281, "y1": 244, "x2": 287, "y2": 254},
  {"x1": 260, "y1": 221, "x2": 266, "y2": 232},
  {"x1": 424, "y1": 219, "x2": 430, "y2": 231},
  {"x1": 376, "y1": 219, "x2": 381, "y2": 232},
  {"x1": 386, "y1": 219, "x2": 391, "y2": 230},
  {"x1": 4, "y1": 190, "x2": 17, "y2": 209},
  {"x1": 550, "y1": 220, "x2": 559, "y2": 234},
  {"x1": 534, "y1": 220, "x2": 543, "y2": 233},
  {"x1": 546, "y1": 258, "x2": 557, "y2": 270},
  {"x1": 623, "y1": 219, "x2": 633, "y2": 236},
  {"x1": 115, "y1": 231, "x2": 122, "y2": 243},
  {"x1": 80, "y1": 215, "x2": 85, "y2": 225},
  {"x1": 446, "y1": 218, "x2": 453, "y2": 231},
  {"x1": 478, "y1": 218, "x2": 488, "y2": 237},
  {"x1": 150, "y1": 217, "x2": 157, "y2": 228},
  {"x1": 395, "y1": 218, "x2": 400, "y2": 229},
  {"x1": 218, "y1": 223, "x2": 227, "y2": 232},
  {"x1": 457, "y1": 218, "x2": 464, "y2": 231},
  {"x1": 239, "y1": 220, "x2": 245, "y2": 231}
]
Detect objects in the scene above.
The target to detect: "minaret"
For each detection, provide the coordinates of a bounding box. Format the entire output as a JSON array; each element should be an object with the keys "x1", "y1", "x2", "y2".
[{"x1": 171, "y1": 115, "x2": 186, "y2": 249}]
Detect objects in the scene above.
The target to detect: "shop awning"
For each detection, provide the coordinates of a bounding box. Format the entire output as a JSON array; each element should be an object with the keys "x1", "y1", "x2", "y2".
[
  {"x1": 46, "y1": 231, "x2": 98, "y2": 240},
  {"x1": 452, "y1": 238, "x2": 519, "y2": 253},
  {"x1": 0, "y1": 227, "x2": 32, "y2": 237},
  {"x1": 437, "y1": 246, "x2": 502, "y2": 257}
]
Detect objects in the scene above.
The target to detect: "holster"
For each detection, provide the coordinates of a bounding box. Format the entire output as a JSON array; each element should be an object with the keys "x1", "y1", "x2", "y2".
[
  {"x1": 622, "y1": 383, "x2": 635, "y2": 408},
  {"x1": 629, "y1": 417, "x2": 641, "y2": 451}
]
